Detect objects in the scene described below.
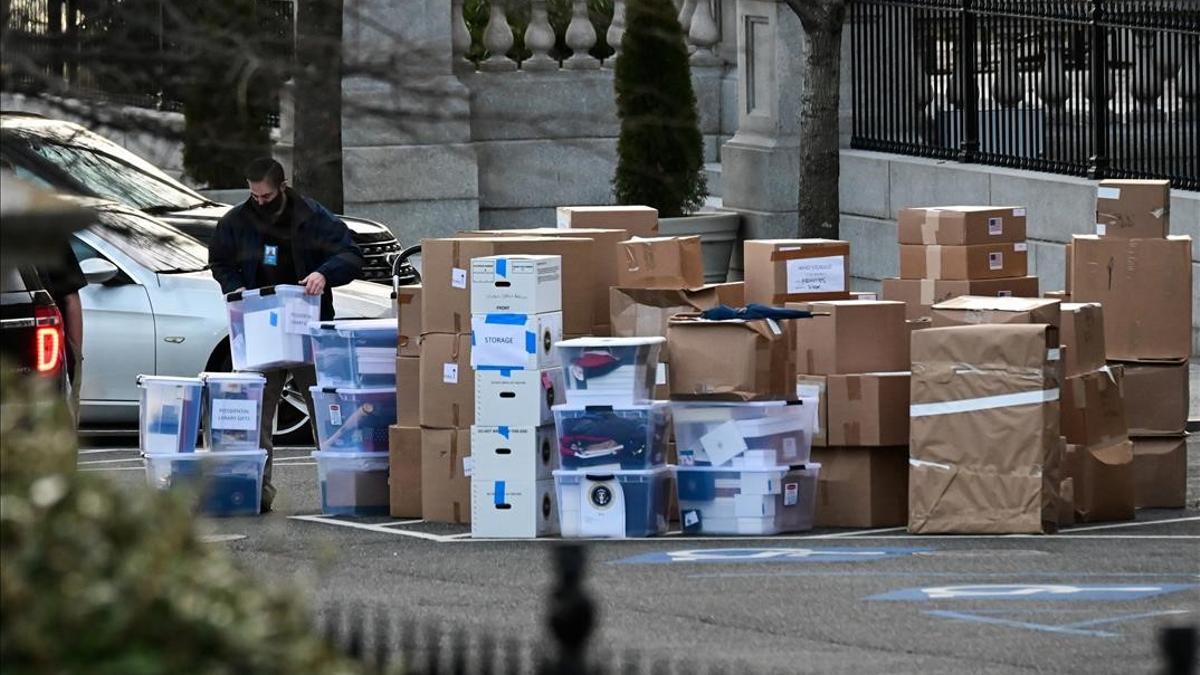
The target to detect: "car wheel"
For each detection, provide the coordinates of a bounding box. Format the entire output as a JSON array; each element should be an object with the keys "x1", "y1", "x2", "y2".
[{"x1": 273, "y1": 373, "x2": 314, "y2": 446}]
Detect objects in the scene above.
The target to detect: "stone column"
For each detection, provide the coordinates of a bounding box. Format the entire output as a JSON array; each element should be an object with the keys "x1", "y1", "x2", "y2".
[{"x1": 336, "y1": 0, "x2": 480, "y2": 242}]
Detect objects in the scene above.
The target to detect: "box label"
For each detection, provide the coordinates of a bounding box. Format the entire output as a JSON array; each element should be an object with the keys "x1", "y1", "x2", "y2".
[
  {"x1": 210, "y1": 398, "x2": 258, "y2": 431},
  {"x1": 283, "y1": 301, "x2": 319, "y2": 335},
  {"x1": 1013, "y1": 208, "x2": 1026, "y2": 217},
  {"x1": 472, "y1": 319, "x2": 534, "y2": 368},
  {"x1": 655, "y1": 362, "x2": 668, "y2": 386},
  {"x1": 1095, "y1": 223, "x2": 1107, "y2": 236},
  {"x1": 700, "y1": 420, "x2": 750, "y2": 467},
  {"x1": 1014, "y1": 242, "x2": 1028, "y2": 252},
  {"x1": 988, "y1": 252, "x2": 1004, "y2": 270},
  {"x1": 462, "y1": 456, "x2": 475, "y2": 477},
  {"x1": 988, "y1": 217, "x2": 1003, "y2": 236},
  {"x1": 328, "y1": 403, "x2": 342, "y2": 427},
  {"x1": 1097, "y1": 186, "x2": 1121, "y2": 200},
  {"x1": 443, "y1": 363, "x2": 459, "y2": 384},
  {"x1": 783, "y1": 482, "x2": 799, "y2": 507},
  {"x1": 785, "y1": 255, "x2": 846, "y2": 294},
  {"x1": 451, "y1": 268, "x2": 468, "y2": 289}
]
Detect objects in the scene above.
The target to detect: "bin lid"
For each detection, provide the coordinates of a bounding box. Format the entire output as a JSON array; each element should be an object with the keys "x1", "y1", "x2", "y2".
[
  {"x1": 200, "y1": 371, "x2": 267, "y2": 382},
  {"x1": 555, "y1": 336, "x2": 665, "y2": 348},
  {"x1": 226, "y1": 284, "x2": 308, "y2": 302},
  {"x1": 308, "y1": 318, "x2": 398, "y2": 334},
  {"x1": 552, "y1": 400, "x2": 668, "y2": 413},
  {"x1": 553, "y1": 465, "x2": 674, "y2": 479},
  {"x1": 144, "y1": 449, "x2": 267, "y2": 460},
  {"x1": 311, "y1": 450, "x2": 390, "y2": 460},
  {"x1": 137, "y1": 375, "x2": 203, "y2": 387},
  {"x1": 675, "y1": 462, "x2": 821, "y2": 473},
  {"x1": 308, "y1": 385, "x2": 398, "y2": 396}
]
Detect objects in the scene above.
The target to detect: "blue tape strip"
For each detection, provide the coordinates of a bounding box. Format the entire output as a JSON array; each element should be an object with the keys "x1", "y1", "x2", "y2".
[
  {"x1": 498, "y1": 426, "x2": 510, "y2": 439},
  {"x1": 269, "y1": 311, "x2": 279, "y2": 327},
  {"x1": 494, "y1": 480, "x2": 506, "y2": 505},
  {"x1": 485, "y1": 314, "x2": 528, "y2": 325},
  {"x1": 496, "y1": 258, "x2": 507, "y2": 278},
  {"x1": 525, "y1": 331, "x2": 536, "y2": 354},
  {"x1": 470, "y1": 332, "x2": 476, "y2": 346}
]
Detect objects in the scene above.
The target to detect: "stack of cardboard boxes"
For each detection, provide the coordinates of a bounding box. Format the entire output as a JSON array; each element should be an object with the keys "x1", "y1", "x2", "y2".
[
  {"x1": 883, "y1": 207, "x2": 1040, "y2": 324},
  {"x1": 1069, "y1": 179, "x2": 1193, "y2": 509},
  {"x1": 387, "y1": 284, "x2": 423, "y2": 519}
]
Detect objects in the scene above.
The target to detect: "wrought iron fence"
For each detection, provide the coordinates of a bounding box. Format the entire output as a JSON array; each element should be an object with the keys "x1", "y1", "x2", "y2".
[{"x1": 849, "y1": 0, "x2": 1200, "y2": 190}]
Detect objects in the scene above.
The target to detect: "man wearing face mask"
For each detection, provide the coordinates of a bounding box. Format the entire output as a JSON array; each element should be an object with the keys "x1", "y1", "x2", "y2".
[{"x1": 208, "y1": 157, "x2": 364, "y2": 512}]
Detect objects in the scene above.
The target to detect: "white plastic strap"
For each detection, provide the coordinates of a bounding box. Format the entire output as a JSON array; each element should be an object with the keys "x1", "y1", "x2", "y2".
[
  {"x1": 910, "y1": 388, "x2": 1060, "y2": 418},
  {"x1": 910, "y1": 458, "x2": 952, "y2": 470}
]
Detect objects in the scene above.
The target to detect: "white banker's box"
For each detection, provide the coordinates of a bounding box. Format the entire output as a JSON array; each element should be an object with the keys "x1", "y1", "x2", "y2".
[
  {"x1": 475, "y1": 368, "x2": 564, "y2": 427},
  {"x1": 470, "y1": 425, "x2": 559, "y2": 482},
  {"x1": 470, "y1": 312, "x2": 562, "y2": 370},
  {"x1": 470, "y1": 478, "x2": 558, "y2": 538},
  {"x1": 470, "y1": 255, "x2": 562, "y2": 315}
]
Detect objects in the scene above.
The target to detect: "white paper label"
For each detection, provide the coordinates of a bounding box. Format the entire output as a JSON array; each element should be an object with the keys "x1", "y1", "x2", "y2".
[
  {"x1": 700, "y1": 420, "x2": 750, "y2": 467},
  {"x1": 556, "y1": 210, "x2": 569, "y2": 228},
  {"x1": 783, "y1": 483, "x2": 799, "y2": 507},
  {"x1": 1097, "y1": 186, "x2": 1121, "y2": 200},
  {"x1": 1047, "y1": 348, "x2": 1061, "y2": 362},
  {"x1": 462, "y1": 456, "x2": 475, "y2": 477},
  {"x1": 284, "y1": 302, "x2": 319, "y2": 335},
  {"x1": 1013, "y1": 208, "x2": 1026, "y2": 217},
  {"x1": 785, "y1": 255, "x2": 846, "y2": 294},
  {"x1": 471, "y1": 318, "x2": 533, "y2": 368},
  {"x1": 655, "y1": 362, "x2": 667, "y2": 386},
  {"x1": 328, "y1": 403, "x2": 343, "y2": 427},
  {"x1": 1014, "y1": 242, "x2": 1028, "y2": 252},
  {"x1": 1095, "y1": 223, "x2": 1107, "y2": 236},
  {"x1": 857, "y1": 293, "x2": 878, "y2": 301},
  {"x1": 451, "y1": 268, "x2": 468, "y2": 289},
  {"x1": 443, "y1": 363, "x2": 459, "y2": 384},
  {"x1": 988, "y1": 252, "x2": 1004, "y2": 270},
  {"x1": 581, "y1": 477, "x2": 626, "y2": 537},
  {"x1": 210, "y1": 398, "x2": 258, "y2": 431},
  {"x1": 683, "y1": 510, "x2": 700, "y2": 528},
  {"x1": 988, "y1": 217, "x2": 1003, "y2": 236}
]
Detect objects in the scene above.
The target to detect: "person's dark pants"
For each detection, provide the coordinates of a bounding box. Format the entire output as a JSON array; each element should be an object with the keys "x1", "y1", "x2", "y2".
[{"x1": 258, "y1": 365, "x2": 319, "y2": 510}]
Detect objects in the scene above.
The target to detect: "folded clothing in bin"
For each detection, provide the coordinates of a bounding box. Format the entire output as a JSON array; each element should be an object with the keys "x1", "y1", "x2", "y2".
[
  {"x1": 555, "y1": 337, "x2": 664, "y2": 404},
  {"x1": 676, "y1": 464, "x2": 820, "y2": 535},
  {"x1": 310, "y1": 386, "x2": 398, "y2": 453},
  {"x1": 313, "y1": 451, "x2": 390, "y2": 517},
  {"x1": 672, "y1": 400, "x2": 816, "y2": 467},
  {"x1": 553, "y1": 401, "x2": 669, "y2": 470},
  {"x1": 308, "y1": 318, "x2": 399, "y2": 389},
  {"x1": 144, "y1": 450, "x2": 267, "y2": 517},
  {"x1": 554, "y1": 466, "x2": 673, "y2": 538}
]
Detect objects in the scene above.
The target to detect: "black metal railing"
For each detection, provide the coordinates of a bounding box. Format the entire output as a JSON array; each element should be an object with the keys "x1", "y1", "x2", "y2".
[{"x1": 850, "y1": 0, "x2": 1200, "y2": 190}]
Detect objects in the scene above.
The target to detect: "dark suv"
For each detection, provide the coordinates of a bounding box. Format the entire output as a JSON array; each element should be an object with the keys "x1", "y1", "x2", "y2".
[
  {"x1": 0, "y1": 113, "x2": 405, "y2": 283},
  {"x1": 0, "y1": 266, "x2": 67, "y2": 392}
]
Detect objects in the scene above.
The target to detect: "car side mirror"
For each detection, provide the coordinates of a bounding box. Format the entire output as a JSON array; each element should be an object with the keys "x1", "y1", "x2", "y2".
[{"x1": 80, "y1": 258, "x2": 119, "y2": 285}]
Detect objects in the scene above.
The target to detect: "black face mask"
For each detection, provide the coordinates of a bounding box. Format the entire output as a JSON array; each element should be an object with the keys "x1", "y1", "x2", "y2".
[{"x1": 250, "y1": 190, "x2": 287, "y2": 222}]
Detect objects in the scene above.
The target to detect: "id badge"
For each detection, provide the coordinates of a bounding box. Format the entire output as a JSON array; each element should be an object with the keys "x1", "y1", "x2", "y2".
[{"x1": 263, "y1": 245, "x2": 278, "y2": 266}]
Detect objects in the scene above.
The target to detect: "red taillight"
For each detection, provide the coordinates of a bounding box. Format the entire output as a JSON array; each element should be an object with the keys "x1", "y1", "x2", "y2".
[{"x1": 34, "y1": 305, "x2": 64, "y2": 374}]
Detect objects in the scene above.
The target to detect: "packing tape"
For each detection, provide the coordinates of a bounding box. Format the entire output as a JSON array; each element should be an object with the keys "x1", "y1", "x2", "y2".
[
  {"x1": 846, "y1": 376, "x2": 863, "y2": 401},
  {"x1": 449, "y1": 430, "x2": 459, "y2": 477},
  {"x1": 925, "y1": 246, "x2": 942, "y2": 279},
  {"x1": 922, "y1": 211, "x2": 939, "y2": 245},
  {"x1": 920, "y1": 279, "x2": 936, "y2": 306},
  {"x1": 910, "y1": 458, "x2": 952, "y2": 470},
  {"x1": 910, "y1": 388, "x2": 1060, "y2": 418}
]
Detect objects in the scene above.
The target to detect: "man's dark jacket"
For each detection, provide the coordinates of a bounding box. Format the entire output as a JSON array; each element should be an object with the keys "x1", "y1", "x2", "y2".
[{"x1": 208, "y1": 189, "x2": 363, "y2": 320}]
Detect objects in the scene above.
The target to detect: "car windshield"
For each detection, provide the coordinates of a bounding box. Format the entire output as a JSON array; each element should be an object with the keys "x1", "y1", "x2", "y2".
[
  {"x1": 90, "y1": 208, "x2": 210, "y2": 273},
  {"x1": 7, "y1": 127, "x2": 208, "y2": 212}
]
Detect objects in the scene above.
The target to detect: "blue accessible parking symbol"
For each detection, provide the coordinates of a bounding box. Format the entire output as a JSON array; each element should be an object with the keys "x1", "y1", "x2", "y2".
[{"x1": 615, "y1": 547, "x2": 928, "y2": 565}]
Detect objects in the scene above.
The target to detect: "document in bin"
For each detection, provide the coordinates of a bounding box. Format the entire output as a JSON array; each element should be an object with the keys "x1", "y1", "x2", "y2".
[
  {"x1": 244, "y1": 309, "x2": 288, "y2": 367},
  {"x1": 284, "y1": 301, "x2": 320, "y2": 335},
  {"x1": 580, "y1": 475, "x2": 626, "y2": 537}
]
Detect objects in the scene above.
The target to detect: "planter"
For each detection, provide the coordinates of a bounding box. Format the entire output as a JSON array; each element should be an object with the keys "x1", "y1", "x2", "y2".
[{"x1": 659, "y1": 211, "x2": 741, "y2": 284}]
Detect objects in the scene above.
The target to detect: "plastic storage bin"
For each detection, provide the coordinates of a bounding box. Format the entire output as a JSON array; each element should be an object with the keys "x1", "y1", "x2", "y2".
[
  {"x1": 554, "y1": 466, "x2": 673, "y2": 538},
  {"x1": 555, "y1": 337, "x2": 664, "y2": 405},
  {"x1": 552, "y1": 401, "x2": 670, "y2": 470},
  {"x1": 226, "y1": 285, "x2": 319, "y2": 371},
  {"x1": 200, "y1": 372, "x2": 266, "y2": 451},
  {"x1": 675, "y1": 464, "x2": 820, "y2": 535},
  {"x1": 310, "y1": 386, "x2": 397, "y2": 453},
  {"x1": 144, "y1": 450, "x2": 267, "y2": 517},
  {"x1": 138, "y1": 375, "x2": 204, "y2": 454},
  {"x1": 313, "y1": 450, "x2": 390, "y2": 517},
  {"x1": 308, "y1": 319, "x2": 399, "y2": 388},
  {"x1": 671, "y1": 400, "x2": 816, "y2": 467}
]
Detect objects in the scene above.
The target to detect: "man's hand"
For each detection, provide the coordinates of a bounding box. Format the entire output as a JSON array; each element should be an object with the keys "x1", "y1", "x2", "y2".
[{"x1": 299, "y1": 272, "x2": 327, "y2": 296}]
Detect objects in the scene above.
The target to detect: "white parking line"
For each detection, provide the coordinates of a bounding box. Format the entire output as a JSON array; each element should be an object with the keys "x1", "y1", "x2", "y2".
[
  {"x1": 817, "y1": 526, "x2": 908, "y2": 538},
  {"x1": 1064, "y1": 516, "x2": 1200, "y2": 532},
  {"x1": 80, "y1": 466, "x2": 145, "y2": 473},
  {"x1": 288, "y1": 514, "x2": 454, "y2": 542}
]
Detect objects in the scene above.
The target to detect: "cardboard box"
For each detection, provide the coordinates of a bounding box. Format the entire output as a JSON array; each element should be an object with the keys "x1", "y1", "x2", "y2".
[
  {"x1": 1061, "y1": 365, "x2": 1129, "y2": 449},
  {"x1": 1070, "y1": 235, "x2": 1193, "y2": 361},
  {"x1": 795, "y1": 375, "x2": 828, "y2": 447},
  {"x1": 470, "y1": 311, "x2": 562, "y2": 370},
  {"x1": 850, "y1": 291, "x2": 879, "y2": 301},
  {"x1": 421, "y1": 237, "x2": 594, "y2": 336},
  {"x1": 667, "y1": 314, "x2": 794, "y2": 400},
  {"x1": 395, "y1": 356, "x2": 420, "y2": 427},
  {"x1": 471, "y1": 425, "x2": 557, "y2": 482},
  {"x1": 1095, "y1": 179, "x2": 1171, "y2": 238},
  {"x1": 475, "y1": 367, "x2": 563, "y2": 427},
  {"x1": 826, "y1": 372, "x2": 910, "y2": 446},
  {"x1": 932, "y1": 296, "x2": 1061, "y2": 329},
  {"x1": 388, "y1": 425, "x2": 422, "y2": 518},
  {"x1": 1060, "y1": 303, "x2": 1106, "y2": 378},
  {"x1": 470, "y1": 478, "x2": 558, "y2": 538},
  {"x1": 898, "y1": 206, "x2": 1027, "y2": 245},
  {"x1": 418, "y1": 333, "x2": 474, "y2": 428},
  {"x1": 811, "y1": 446, "x2": 908, "y2": 528},
  {"x1": 617, "y1": 236, "x2": 705, "y2": 290},
  {"x1": 909, "y1": 324, "x2": 1062, "y2": 534},
  {"x1": 899, "y1": 242, "x2": 1029, "y2": 280},
  {"x1": 1045, "y1": 290, "x2": 1070, "y2": 301},
  {"x1": 1065, "y1": 441, "x2": 1135, "y2": 523},
  {"x1": 1119, "y1": 359, "x2": 1189, "y2": 435},
  {"x1": 395, "y1": 285, "x2": 422, "y2": 357},
  {"x1": 470, "y1": 255, "x2": 562, "y2": 315},
  {"x1": 790, "y1": 301, "x2": 909, "y2": 375},
  {"x1": 1131, "y1": 436, "x2": 1187, "y2": 508},
  {"x1": 882, "y1": 276, "x2": 1041, "y2": 321},
  {"x1": 556, "y1": 205, "x2": 658, "y2": 238},
  {"x1": 610, "y1": 286, "x2": 725, "y2": 362},
  {"x1": 713, "y1": 282, "x2": 745, "y2": 306},
  {"x1": 1058, "y1": 476, "x2": 1075, "y2": 527},
  {"x1": 421, "y1": 427, "x2": 471, "y2": 524},
  {"x1": 743, "y1": 239, "x2": 852, "y2": 305}
]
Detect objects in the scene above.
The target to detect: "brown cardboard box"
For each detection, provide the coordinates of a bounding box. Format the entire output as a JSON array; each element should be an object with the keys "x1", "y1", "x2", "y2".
[
  {"x1": 743, "y1": 239, "x2": 852, "y2": 305},
  {"x1": 882, "y1": 276, "x2": 1040, "y2": 321},
  {"x1": 421, "y1": 237, "x2": 594, "y2": 335},
  {"x1": 1132, "y1": 436, "x2": 1187, "y2": 508},
  {"x1": 1061, "y1": 366, "x2": 1129, "y2": 449},
  {"x1": 456, "y1": 227, "x2": 626, "y2": 335},
  {"x1": 1065, "y1": 241, "x2": 1074, "y2": 293},
  {"x1": 617, "y1": 236, "x2": 705, "y2": 289},
  {"x1": 909, "y1": 324, "x2": 1062, "y2": 534},
  {"x1": 713, "y1": 282, "x2": 745, "y2": 306},
  {"x1": 667, "y1": 314, "x2": 795, "y2": 400},
  {"x1": 811, "y1": 447, "x2": 908, "y2": 528},
  {"x1": 388, "y1": 425, "x2": 422, "y2": 518},
  {"x1": 790, "y1": 301, "x2": 909, "y2": 375},
  {"x1": 1045, "y1": 290, "x2": 1071, "y2": 301},
  {"x1": 826, "y1": 372, "x2": 910, "y2": 446},
  {"x1": 1070, "y1": 235, "x2": 1193, "y2": 361},
  {"x1": 418, "y1": 333, "x2": 474, "y2": 428},
  {"x1": 795, "y1": 375, "x2": 828, "y2": 447},
  {"x1": 420, "y1": 427, "x2": 472, "y2": 523},
  {"x1": 1095, "y1": 179, "x2": 1171, "y2": 239},
  {"x1": 1119, "y1": 360, "x2": 1189, "y2": 435},
  {"x1": 610, "y1": 286, "x2": 725, "y2": 362},
  {"x1": 1065, "y1": 441, "x2": 1136, "y2": 522},
  {"x1": 898, "y1": 206, "x2": 1027, "y2": 245},
  {"x1": 850, "y1": 291, "x2": 879, "y2": 301},
  {"x1": 899, "y1": 242, "x2": 1029, "y2": 280},
  {"x1": 395, "y1": 356, "x2": 420, "y2": 427},
  {"x1": 556, "y1": 205, "x2": 658, "y2": 238},
  {"x1": 907, "y1": 318, "x2": 932, "y2": 335},
  {"x1": 1060, "y1": 303, "x2": 1106, "y2": 378},
  {"x1": 395, "y1": 285, "x2": 422, "y2": 357},
  {"x1": 932, "y1": 296, "x2": 1061, "y2": 329}
]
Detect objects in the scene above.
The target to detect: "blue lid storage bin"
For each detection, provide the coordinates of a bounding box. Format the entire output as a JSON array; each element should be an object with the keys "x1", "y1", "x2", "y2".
[
  {"x1": 308, "y1": 319, "x2": 399, "y2": 389},
  {"x1": 138, "y1": 375, "x2": 204, "y2": 454},
  {"x1": 313, "y1": 451, "x2": 390, "y2": 517},
  {"x1": 553, "y1": 466, "x2": 673, "y2": 538},
  {"x1": 200, "y1": 372, "x2": 266, "y2": 451},
  {"x1": 554, "y1": 337, "x2": 664, "y2": 405},
  {"x1": 675, "y1": 464, "x2": 820, "y2": 535},
  {"x1": 226, "y1": 285, "x2": 318, "y2": 371},
  {"x1": 144, "y1": 450, "x2": 267, "y2": 517},
  {"x1": 310, "y1": 386, "x2": 397, "y2": 453},
  {"x1": 671, "y1": 400, "x2": 816, "y2": 467},
  {"x1": 552, "y1": 401, "x2": 670, "y2": 470}
]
